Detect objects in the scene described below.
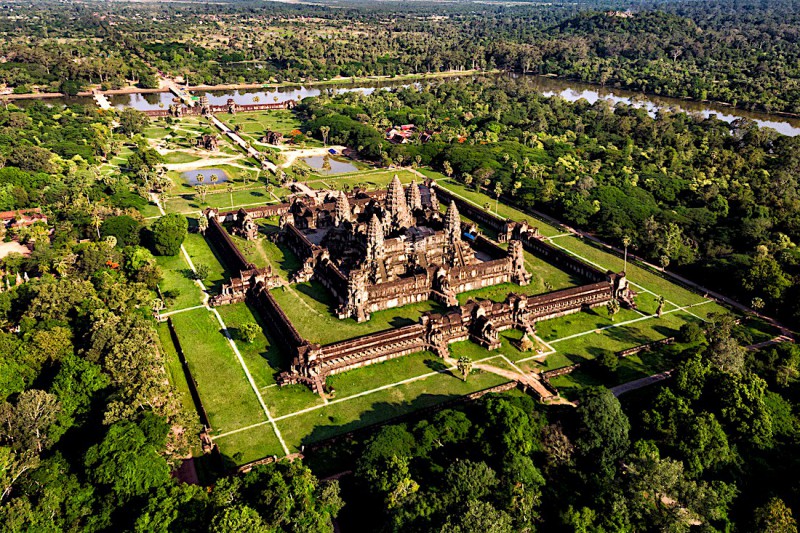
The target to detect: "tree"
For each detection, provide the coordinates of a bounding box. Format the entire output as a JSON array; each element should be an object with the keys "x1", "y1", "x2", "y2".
[
  {"x1": 226, "y1": 182, "x2": 235, "y2": 207},
  {"x1": 457, "y1": 356, "x2": 473, "y2": 382},
  {"x1": 576, "y1": 387, "x2": 630, "y2": 475},
  {"x1": 622, "y1": 235, "x2": 632, "y2": 273},
  {"x1": 494, "y1": 182, "x2": 503, "y2": 213},
  {"x1": 84, "y1": 419, "x2": 170, "y2": 499},
  {"x1": 101, "y1": 215, "x2": 143, "y2": 247},
  {"x1": 656, "y1": 295, "x2": 665, "y2": 317},
  {"x1": 443, "y1": 160, "x2": 453, "y2": 178},
  {"x1": 0, "y1": 390, "x2": 62, "y2": 453},
  {"x1": 597, "y1": 351, "x2": 619, "y2": 376},
  {"x1": 197, "y1": 216, "x2": 209, "y2": 235},
  {"x1": 441, "y1": 500, "x2": 513, "y2": 533},
  {"x1": 606, "y1": 298, "x2": 620, "y2": 321},
  {"x1": 753, "y1": 498, "x2": 798, "y2": 533},
  {"x1": 210, "y1": 505, "x2": 270, "y2": 533},
  {"x1": 150, "y1": 214, "x2": 188, "y2": 256},
  {"x1": 118, "y1": 108, "x2": 149, "y2": 138},
  {"x1": 320, "y1": 125, "x2": 330, "y2": 146},
  {"x1": 239, "y1": 322, "x2": 261, "y2": 343},
  {"x1": 196, "y1": 184, "x2": 209, "y2": 204},
  {"x1": 191, "y1": 263, "x2": 210, "y2": 281}
]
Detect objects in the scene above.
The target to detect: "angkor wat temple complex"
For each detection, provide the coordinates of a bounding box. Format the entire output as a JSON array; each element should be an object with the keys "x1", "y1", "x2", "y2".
[
  {"x1": 202, "y1": 177, "x2": 635, "y2": 395},
  {"x1": 276, "y1": 176, "x2": 532, "y2": 322}
]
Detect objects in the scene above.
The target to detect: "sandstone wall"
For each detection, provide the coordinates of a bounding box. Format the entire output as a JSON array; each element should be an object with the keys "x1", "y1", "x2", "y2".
[{"x1": 206, "y1": 216, "x2": 255, "y2": 273}]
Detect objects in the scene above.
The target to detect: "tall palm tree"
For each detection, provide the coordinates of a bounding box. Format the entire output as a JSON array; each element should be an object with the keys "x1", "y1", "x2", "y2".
[
  {"x1": 622, "y1": 235, "x2": 631, "y2": 273},
  {"x1": 457, "y1": 357, "x2": 473, "y2": 382},
  {"x1": 493, "y1": 182, "x2": 503, "y2": 213},
  {"x1": 226, "y1": 183, "x2": 235, "y2": 208},
  {"x1": 209, "y1": 173, "x2": 219, "y2": 186}
]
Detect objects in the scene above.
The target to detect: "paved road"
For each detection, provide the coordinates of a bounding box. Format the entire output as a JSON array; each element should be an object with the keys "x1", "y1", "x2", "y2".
[
  {"x1": 610, "y1": 370, "x2": 674, "y2": 397},
  {"x1": 611, "y1": 334, "x2": 795, "y2": 397}
]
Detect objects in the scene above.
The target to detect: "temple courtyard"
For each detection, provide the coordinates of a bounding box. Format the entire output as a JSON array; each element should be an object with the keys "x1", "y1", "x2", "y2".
[{"x1": 137, "y1": 111, "x2": 773, "y2": 466}]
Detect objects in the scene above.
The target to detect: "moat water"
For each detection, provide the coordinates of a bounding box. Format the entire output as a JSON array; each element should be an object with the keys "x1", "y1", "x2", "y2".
[{"x1": 14, "y1": 74, "x2": 800, "y2": 136}]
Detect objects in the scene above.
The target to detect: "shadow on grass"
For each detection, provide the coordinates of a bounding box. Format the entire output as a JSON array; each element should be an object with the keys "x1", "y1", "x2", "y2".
[
  {"x1": 244, "y1": 300, "x2": 292, "y2": 377},
  {"x1": 295, "y1": 281, "x2": 335, "y2": 307},
  {"x1": 300, "y1": 393, "x2": 462, "y2": 448},
  {"x1": 424, "y1": 358, "x2": 450, "y2": 374}
]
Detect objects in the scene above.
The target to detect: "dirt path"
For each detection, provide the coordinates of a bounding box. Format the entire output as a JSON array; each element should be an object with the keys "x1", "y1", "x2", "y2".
[{"x1": 442, "y1": 354, "x2": 555, "y2": 400}]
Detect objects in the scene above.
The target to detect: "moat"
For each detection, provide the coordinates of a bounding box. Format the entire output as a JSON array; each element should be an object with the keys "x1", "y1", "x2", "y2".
[{"x1": 12, "y1": 74, "x2": 800, "y2": 136}]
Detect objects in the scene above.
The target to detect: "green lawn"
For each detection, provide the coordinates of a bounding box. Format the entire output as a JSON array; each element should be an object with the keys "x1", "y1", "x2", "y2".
[
  {"x1": 182, "y1": 231, "x2": 230, "y2": 292},
  {"x1": 429, "y1": 174, "x2": 564, "y2": 237},
  {"x1": 215, "y1": 302, "x2": 284, "y2": 388},
  {"x1": 270, "y1": 281, "x2": 444, "y2": 345},
  {"x1": 155, "y1": 253, "x2": 205, "y2": 310},
  {"x1": 305, "y1": 169, "x2": 419, "y2": 191},
  {"x1": 230, "y1": 221, "x2": 301, "y2": 280},
  {"x1": 274, "y1": 360, "x2": 509, "y2": 452},
  {"x1": 158, "y1": 322, "x2": 202, "y2": 455},
  {"x1": 222, "y1": 110, "x2": 302, "y2": 136},
  {"x1": 164, "y1": 188, "x2": 279, "y2": 215},
  {"x1": 214, "y1": 424, "x2": 286, "y2": 465},
  {"x1": 548, "y1": 345, "x2": 678, "y2": 400},
  {"x1": 527, "y1": 310, "x2": 699, "y2": 372},
  {"x1": 162, "y1": 151, "x2": 202, "y2": 164},
  {"x1": 169, "y1": 309, "x2": 266, "y2": 434}
]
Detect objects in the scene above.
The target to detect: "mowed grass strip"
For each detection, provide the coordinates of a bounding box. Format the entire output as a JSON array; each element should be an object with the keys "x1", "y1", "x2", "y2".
[
  {"x1": 270, "y1": 281, "x2": 443, "y2": 345},
  {"x1": 182, "y1": 232, "x2": 230, "y2": 291},
  {"x1": 170, "y1": 308, "x2": 266, "y2": 434},
  {"x1": 213, "y1": 424, "x2": 286, "y2": 465},
  {"x1": 155, "y1": 253, "x2": 205, "y2": 310},
  {"x1": 229, "y1": 223, "x2": 302, "y2": 280},
  {"x1": 548, "y1": 345, "x2": 677, "y2": 400},
  {"x1": 525, "y1": 310, "x2": 698, "y2": 372},
  {"x1": 275, "y1": 365, "x2": 510, "y2": 452},
  {"x1": 429, "y1": 173, "x2": 564, "y2": 237},
  {"x1": 165, "y1": 189, "x2": 278, "y2": 215},
  {"x1": 214, "y1": 302, "x2": 284, "y2": 388},
  {"x1": 535, "y1": 306, "x2": 645, "y2": 343},
  {"x1": 158, "y1": 323, "x2": 203, "y2": 443},
  {"x1": 548, "y1": 236, "x2": 707, "y2": 308},
  {"x1": 450, "y1": 330, "x2": 544, "y2": 365},
  {"x1": 306, "y1": 169, "x2": 419, "y2": 191}
]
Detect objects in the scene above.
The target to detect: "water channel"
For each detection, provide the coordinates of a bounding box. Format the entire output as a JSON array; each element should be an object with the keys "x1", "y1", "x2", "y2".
[{"x1": 12, "y1": 74, "x2": 800, "y2": 136}]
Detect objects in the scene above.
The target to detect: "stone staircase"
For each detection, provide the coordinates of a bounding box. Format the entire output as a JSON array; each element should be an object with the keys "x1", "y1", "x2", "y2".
[{"x1": 320, "y1": 326, "x2": 425, "y2": 373}]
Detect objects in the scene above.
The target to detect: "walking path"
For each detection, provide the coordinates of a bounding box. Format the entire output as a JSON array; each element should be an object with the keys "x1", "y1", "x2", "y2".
[
  {"x1": 208, "y1": 115, "x2": 278, "y2": 173},
  {"x1": 150, "y1": 192, "x2": 290, "y2": 455},
  {"x1": 611, "y1": 333, "x2": 794, "y2": 397},
  {"x1": 611, "y1": 370, "x2": 674, "y2": 397},
  {"x1": 92, "y1": 90, "x2": 112, "y2": 110}
]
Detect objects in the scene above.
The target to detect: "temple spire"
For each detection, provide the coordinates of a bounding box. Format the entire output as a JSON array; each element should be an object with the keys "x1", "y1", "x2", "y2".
[
  {"x1": 386, "y1": 175, "x2": 412, "y2": 231},
  {"x1": 406, "y1": 180, "x2": 422, "y2": 211},
  {"x1": 366, "y1": 213, "x2": 384, "y2": 260},
  {"x1": 445, "y1": 200, "x2": 461, "y2": 243},
  {"x1": 334, "y1": 191, "x2": 351, "y2": 226}
]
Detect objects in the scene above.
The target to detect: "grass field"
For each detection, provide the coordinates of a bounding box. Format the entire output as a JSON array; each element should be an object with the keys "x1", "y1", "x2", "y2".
[
  {"x1": 169, "y1": 309, "x2": 267, "y2": 434},
  {"x1": 304, "y1": 169, "x2": 419, "y2": 190},
  {"x1": 270, "y1": 281, "x2": 444, "y2": 345},
  {"x1": 156, "y1": 253, "x2": 205, "y2": 310},
  {"x1": 151, "y1": 163, "x2": 774, "y2": 467}
]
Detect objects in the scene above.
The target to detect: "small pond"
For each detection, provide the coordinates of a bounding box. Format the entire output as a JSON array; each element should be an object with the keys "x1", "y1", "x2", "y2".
[
  {"x1": 181, "y1": 168, "x2": 230, "y2": 185},
  {"x1": 300, "y1": 155, "x2": 359, "y2": 174}
]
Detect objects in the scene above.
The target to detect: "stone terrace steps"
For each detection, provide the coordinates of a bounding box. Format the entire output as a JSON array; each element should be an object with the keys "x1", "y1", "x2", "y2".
[{"x1": 320, "y1": 326, "x2": 426, "y2": 372}]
